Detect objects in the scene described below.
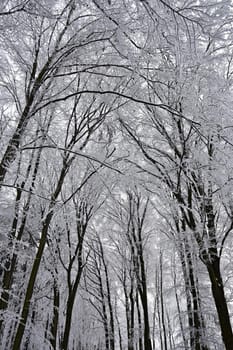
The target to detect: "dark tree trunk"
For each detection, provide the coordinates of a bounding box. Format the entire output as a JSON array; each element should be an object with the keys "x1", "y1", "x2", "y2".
[
  {"x1": 207, "y1": 258, "x2": 233, "y2": 350},
  {"x1": 12, "y1": 211, "x2": 53, "y2": 350},
  {"x1": 129, "y1": 284, "x2": 135, "y2": 350},
  {"x1": 50, "y1": 282, "x2": 60, "y2": 350},
  {"x1": 185, "y1": 249, "x2": 207, "y2": 350},
  {"x1": 137, "y1": 233, "x2": 152, "y2": 350},
  {"x1": 99, "y1": 239, "x2": 115, "y2": 350},
  {"x1": 159, "y1": 253, "x2": 167, "y2": 350},
  {"x1": 0, "y1": 101, "x2": 34, "y2": 186},
  {"x1": 61, "y1": 292, "x2": 76, "y2": 350},
  {"x1": 102, "y1": 301, "x2": 110, "y2": 350},
  {"x1": 138, "y1": 285, "x2": 152, "y2": 350},
  {"x1": 12, "y1": 163, "x2": 68, "y2": 350},
  {"x1": 177, "y1": 217, "x2": 208, "y2": 350},
  {"x1": 61, "y1": 269, "x2": 82, "y2": 350},
  {"x1": 0, "y1": 138, "x2": 43, "y2": 335},
  {"x1": 136, "y1": 293, "x2": 143, "y2": 350},
  {"x1": 124, "y1": 277, "x2": 135, "y2": 350}
]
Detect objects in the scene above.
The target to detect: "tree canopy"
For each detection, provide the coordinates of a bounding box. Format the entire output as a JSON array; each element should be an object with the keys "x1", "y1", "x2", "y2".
[{"x1": 1, "y1": 1, "x2": 233, "y2": 349}]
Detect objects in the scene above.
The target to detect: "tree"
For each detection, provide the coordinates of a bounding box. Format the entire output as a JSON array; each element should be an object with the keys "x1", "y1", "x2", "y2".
[
  {"x1": 105, "y1": 187, "x2": 153, "y2": 350},
  {"x1": 10, "y1": 87, "x2": 116, "y2": 348},
  {"x1": 1, "y1": 1, "x2": 233, "y2": 349},
  {"x1": 120, "y1": 58, "x2": 233, "y2": 350},
  {"x1": 84, "y1": 234, "x2": 115, "y2": 350},
  {"x1": 0, "y1": 0, "x2": 119, "y2": 187},
  {"x1": 56, "y1": 189, "x2": 95, "y2": 350},
  {"x1": 117, "y1": 2, "x2": 233, "y2": 347}
]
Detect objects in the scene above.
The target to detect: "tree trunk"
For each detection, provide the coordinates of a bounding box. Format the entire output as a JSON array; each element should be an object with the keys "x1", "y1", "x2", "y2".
[
  {"x1": 50, "y1": 282, "x2": 60, "y2": 350},
  {"x1": 11, "y1": 161, "x2": 68, "y2": 349},
  {"x1": 136, "y1": 293, "x2": 143, "y2": 350},
  {"x1": 100, "y1": 239, "x2": 115, "y2": 350},
  {"x1": 178, "y1": 227, "x2": 208, "y2": 350},
  {"x1": 61, "y1": 292, "x2": 76, "y2": 350},
  {"x1": 61, "y1": 270, "x2": 82, "y2": 350},
  {"x1": 139, "y1": 286, "x2": 152, "y2": 350},
  {"x1": 159, "y1": 253, "x2": 167, "y2": 350},
  {"x1": 124, "y1": 277, "x2": 135, "y2": 350},
  {"x1": 11, "y1": 211, "x2": 53, "y2": 350},
  {"x1": 0, "y1": 100, "x2": 34, "y2": 186},
  {"x1": 207, "y1": 258, "x2": 233, "y2": 350},
  {"x1": 137, "y1": 248, "x2": 152, "y2": 350},
  {"x1": 0, "y1": 138, "x2": 43, "y2": 334},
  {"x1": 173, "y1": 266, "x2": 188, "y2": 350}
]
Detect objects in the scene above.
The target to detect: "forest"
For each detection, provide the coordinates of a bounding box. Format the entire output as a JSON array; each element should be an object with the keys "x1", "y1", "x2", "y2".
[{"x1": 0, "y1": 0, "x2": 233, "y2": 349}]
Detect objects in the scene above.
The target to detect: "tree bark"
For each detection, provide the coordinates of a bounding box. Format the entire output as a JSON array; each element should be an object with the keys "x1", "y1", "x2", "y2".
[
  {"x1": 61, "y1": 269, "x2": 82, "y2": 350},
  {"x1": 50, "y1": 282, "x2": 60, "y2": 350},
  {"x1": 12, "y1": 162, "x2": 68, "y2": 349},
  {"x1": 12, "y1": 210, "x2": 53, "y2": 350},
  {"x1": 136, "y1": 293, "x2": 143, "y2": 350},
  {"x1": 207, "y1": 258, "x2": 233, "y2": 350},
  {"x1": 0, "y1": 134, "x2": 44, "y2": 335}
]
